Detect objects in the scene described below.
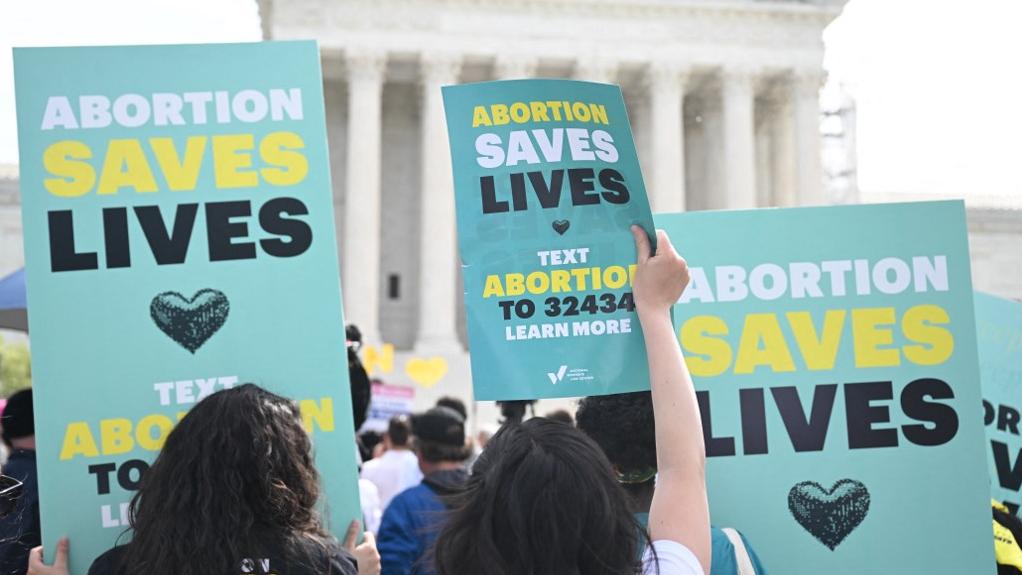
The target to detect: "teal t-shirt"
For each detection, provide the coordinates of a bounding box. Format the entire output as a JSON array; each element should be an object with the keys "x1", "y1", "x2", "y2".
[{"x1": 635, "y1": 513, "x2": 767, "y2": 575}]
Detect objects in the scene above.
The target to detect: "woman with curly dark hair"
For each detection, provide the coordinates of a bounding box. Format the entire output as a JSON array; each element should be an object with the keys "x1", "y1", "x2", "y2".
[
  {"x1": 70, "y1": 384, "x2": 376, "y2": 575},
  {"x1": 432, "y1": 227, "x2": 711, "y2": 575}
]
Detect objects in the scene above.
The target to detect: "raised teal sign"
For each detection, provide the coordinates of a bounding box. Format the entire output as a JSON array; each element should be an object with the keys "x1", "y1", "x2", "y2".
[
  {"x1": 14, "y1": 42, "x2": 360, "y2": 572},
  {"x1": 977, "y1": 292, "x2": 1022, "y2": 512},
  {"x1": 656, "y1": 201, "x2": 994, "y2": 574},
  {"x1": 443, "y1": 79, "x2": 655, "y2": 400}
]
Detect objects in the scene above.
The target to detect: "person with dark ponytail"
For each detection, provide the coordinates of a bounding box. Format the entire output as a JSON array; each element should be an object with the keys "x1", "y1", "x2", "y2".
[
  {"x1": 577, "y1": 391, "x2": 766, "y2": 574},
  {"x1": 433, "y1": 227, "x2": 710, "y2": 575},
  {"x1": 29, "y1": 384, "x2": 380, "y2": 575}
]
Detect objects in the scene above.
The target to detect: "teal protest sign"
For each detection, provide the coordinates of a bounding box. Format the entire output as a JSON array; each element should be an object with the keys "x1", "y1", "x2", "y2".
[
  {"x1": 14, "y1": 42, "x2": 360, "y2": 572},
  {"x1": 656, "y1": 201, "x2": 993, "y2": 574},
  {"x1": 443, "y1": 80, "x2": 655, "y2": 400},
  {"x1": 977, "y1": 292, "x2": 1022, "y2": 512}
]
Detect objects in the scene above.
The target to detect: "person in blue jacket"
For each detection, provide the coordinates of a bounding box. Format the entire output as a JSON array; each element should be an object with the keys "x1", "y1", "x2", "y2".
[
  {"x1": 577, "y1": 391, "x2": 768, "y2": 575},
  {"x1": 377, "y1": 406, "x2": 471, "y2": 575}
]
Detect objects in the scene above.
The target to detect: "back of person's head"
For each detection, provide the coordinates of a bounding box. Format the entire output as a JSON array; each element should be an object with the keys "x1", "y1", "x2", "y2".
[
  {"x1": 0, "y1": 389, "x2": 34, "y2": 448},
  {"x1": 544, "y1": 408, "x2": 575, "y2": 427},
  {"x1": 386, "y1": 415, "x2": 412, "y2": 448},
  {"x1": 576, "y1": 392, "x2": 657, "y2": 487},
  {"x1": 435, "y1": 396, "x2": 468, "y2": 421},
  {"x1": 359, "y1": 430, "x2": 383, "y2": 461},
  {"x1": 119, "y1": 384, "x2": 329, "y2": 575},
  {"x1": 412, "y1": 406, "x2": 470, "y2": 463},
  {"x1": 433, "y1": 418, "x2": 643, "y2": 575}
]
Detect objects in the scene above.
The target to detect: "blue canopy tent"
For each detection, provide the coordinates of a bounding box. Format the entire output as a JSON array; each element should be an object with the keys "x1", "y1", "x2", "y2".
[{"x1": 0, "y1": 268, "x2": 27, "y2": 332}]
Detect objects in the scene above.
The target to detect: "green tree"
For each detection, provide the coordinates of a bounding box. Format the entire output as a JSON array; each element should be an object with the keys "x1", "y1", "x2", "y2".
[{"x1": 0, "y1": 335, "x2": 32, "y2": 396}]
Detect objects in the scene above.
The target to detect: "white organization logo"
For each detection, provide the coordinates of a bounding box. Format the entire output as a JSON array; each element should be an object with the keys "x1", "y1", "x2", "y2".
[
  {"x1": 546, "y1": 365, "x2": 593, "y2": 385},
  {"x1": 547, "y1": 365, "x2": 568, "y2": 385}
]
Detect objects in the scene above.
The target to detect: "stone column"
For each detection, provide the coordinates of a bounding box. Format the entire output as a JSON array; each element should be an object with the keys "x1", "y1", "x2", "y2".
[
  {"x1": 755, "y1": 102, "x2": 774, "y2": 208},
  {"x1": 417, "y1": 53, "x2": 462, "y2": 352},
  {"x1": 699, "y1": 95, "x2": 727, "y2": 210},
  {"x1": 770, "y1": 84, "x2": 796, "y2": 207},
  {"x1": 721, "y1": 67, "x2": 757, "y2": 209},
  {"x1": 574, "y1": 59, "x2": 618, "y2": 84},
  {"x1": 343, "y1": 48, "x2": 386, "y2": 343},
  {"x1": 793, "y1": 70, "x2": 825, "y2": 205},
  {"x1": 494, "y1": 55, "x2": 538, "y2": 80},
  {"x1": 647, "y1": 62, "x2": 689, "y2": 213}
]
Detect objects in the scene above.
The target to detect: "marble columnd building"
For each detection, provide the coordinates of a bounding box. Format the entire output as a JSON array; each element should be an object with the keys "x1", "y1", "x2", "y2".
[{"x1": 259, "y1": 0, "x2": 847, "y2": 365}]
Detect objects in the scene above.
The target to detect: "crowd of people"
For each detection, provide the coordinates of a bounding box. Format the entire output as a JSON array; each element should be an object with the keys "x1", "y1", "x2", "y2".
[
  {"x1": 0, "y1": 231, "x2": 1019, "y2": 573},
  {"x1": 0, "y1": 227, "x2": 728, "y2": 575},
  {"x1": 40, "y1": 223, "x2": 1022, "y2": 571},
  {"x1": 5, "y1": 226, "x2": 719, "y2": 575}
]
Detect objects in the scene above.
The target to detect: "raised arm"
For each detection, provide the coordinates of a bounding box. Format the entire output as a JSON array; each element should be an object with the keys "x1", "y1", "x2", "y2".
[{"x1": 630, "y1": 226, "x2": 711, "y2": 574}]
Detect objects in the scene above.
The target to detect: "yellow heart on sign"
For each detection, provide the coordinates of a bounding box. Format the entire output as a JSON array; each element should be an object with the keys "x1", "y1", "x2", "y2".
[{"x1": 405, "y1": 357, "x2": 448, "y2": 388}]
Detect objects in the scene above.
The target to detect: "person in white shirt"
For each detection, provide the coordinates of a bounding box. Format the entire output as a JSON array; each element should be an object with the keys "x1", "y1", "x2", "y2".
[
  {"x1": 361, "y1": 416, "x2": 423, "y2": 511},
  {"x1": 358, "y1": 478, "x2": 383, "y2": 534},
  {"x1": 432, "y1": 227, "x2": 710, "y2": 575}
]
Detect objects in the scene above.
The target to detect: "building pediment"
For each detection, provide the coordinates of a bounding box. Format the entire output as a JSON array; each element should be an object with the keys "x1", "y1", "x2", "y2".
[{"x1": 260, "y1": 0, "x2": 846, "y2": 70}]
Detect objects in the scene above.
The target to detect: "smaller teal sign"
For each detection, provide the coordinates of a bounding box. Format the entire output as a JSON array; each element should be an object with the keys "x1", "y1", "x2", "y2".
[{"x1": 443, "y1": 80, "x2": 655, "y2": 400}]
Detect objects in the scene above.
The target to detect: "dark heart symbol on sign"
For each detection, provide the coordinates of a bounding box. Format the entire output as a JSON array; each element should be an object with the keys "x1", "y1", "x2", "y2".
[
  {"x1": 552, "y1": 220, "x2": 571, "y2": 235},
  {"x1": 788, "y1": 479, "x2": 870, "y2": 550},
  {"x1": 150, "y1": 289, "x2": 230, "y2": 354}
]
